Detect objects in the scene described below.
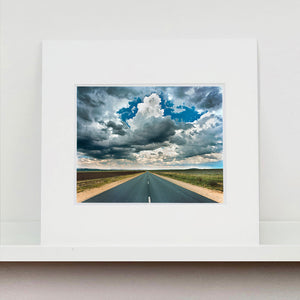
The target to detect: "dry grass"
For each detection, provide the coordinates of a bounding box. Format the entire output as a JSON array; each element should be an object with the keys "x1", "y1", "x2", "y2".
[
  {"x1": 151, "y1": 169, "x2": 223, "y2": 192},
  {"x1": 77, "y1": 172, "x2": 145, "y2": 193}
]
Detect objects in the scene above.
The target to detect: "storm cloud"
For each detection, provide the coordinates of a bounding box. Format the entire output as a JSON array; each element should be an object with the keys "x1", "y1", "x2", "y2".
[{"x1": 77, "y1": 86, "x2": 223, "y2": 169}]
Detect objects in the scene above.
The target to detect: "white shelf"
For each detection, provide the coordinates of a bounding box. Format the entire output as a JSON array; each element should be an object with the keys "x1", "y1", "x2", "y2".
[
  {"x1": 1, "y1": 245, "x2": 300, "y2": 261},
  {"x1": 1, "y1": 221, "x2": 300, "y2": 261}
]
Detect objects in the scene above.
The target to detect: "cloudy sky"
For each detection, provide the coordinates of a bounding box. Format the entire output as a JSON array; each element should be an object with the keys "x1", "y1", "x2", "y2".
[{"x1": 77, "y1": 86, "x2": 223, "y2": 170}]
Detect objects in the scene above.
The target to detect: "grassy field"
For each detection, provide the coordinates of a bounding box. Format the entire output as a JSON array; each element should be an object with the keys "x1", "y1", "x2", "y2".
[
  {"x1": 77, "y1": 170, "x2": 142, "y2": 181},
  {"x1": 77, "y1": 170, "x2": 144, "y2": 193},
  {"x1": 77, "y1": 169, "x2": 223, "y2": 194},
  {"x1": 151, "y1": 169, "x2": 223, "y2": 192}
]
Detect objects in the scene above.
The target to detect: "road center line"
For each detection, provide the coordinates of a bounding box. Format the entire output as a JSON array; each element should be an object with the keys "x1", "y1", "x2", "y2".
[{"x1": 148, "y1": 196, "x2": 151, "y2": 203}]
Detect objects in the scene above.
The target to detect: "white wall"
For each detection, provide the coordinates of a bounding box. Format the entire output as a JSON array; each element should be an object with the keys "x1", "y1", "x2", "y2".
[
  {"x1": 1, "y1": 0, "x2": 300, "y2": 297},
  {"x1": 1, "y1": 0, "x2": 300, "y2": 220}
]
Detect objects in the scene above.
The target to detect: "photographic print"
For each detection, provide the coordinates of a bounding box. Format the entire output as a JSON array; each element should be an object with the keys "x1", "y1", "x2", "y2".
[{"x1": 77, "y1": 86, "x2": 223, "y2": 203}]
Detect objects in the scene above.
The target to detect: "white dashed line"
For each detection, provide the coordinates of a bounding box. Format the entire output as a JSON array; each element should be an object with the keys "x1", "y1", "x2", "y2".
[
  {"x1": 147, "y1": 181, "x2": 149, "y2": 184},
  {"x1": 148, "y1": 196, "x2": 151, "y2": 203}
]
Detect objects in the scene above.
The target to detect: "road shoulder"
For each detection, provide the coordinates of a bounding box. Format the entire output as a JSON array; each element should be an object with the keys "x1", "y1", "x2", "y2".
[
  {"x1": 77, "y1": 172, "x2": 144, "y2": 203},
  {"x1": 151, "y1": 172, "x2": 223, "y2": 203}
]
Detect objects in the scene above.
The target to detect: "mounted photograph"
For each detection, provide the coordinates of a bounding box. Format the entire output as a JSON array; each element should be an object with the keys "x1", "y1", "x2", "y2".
[{"x1": 77, "y1": 86, "x2": 223, "y2": 203}]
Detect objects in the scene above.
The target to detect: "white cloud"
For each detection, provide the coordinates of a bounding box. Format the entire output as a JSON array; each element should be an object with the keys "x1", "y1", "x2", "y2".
[
  {"x1": 77, "y1": 87, "x2": 223, "y2": 169},
  {"x1": 128, "y1": 93, "x2": 164, "y2": 129}
]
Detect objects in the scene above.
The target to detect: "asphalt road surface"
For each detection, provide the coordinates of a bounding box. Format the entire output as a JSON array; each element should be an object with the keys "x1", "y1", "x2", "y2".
[{"x1": 84, "y1": 172, "x2": 217, "y2": 203}]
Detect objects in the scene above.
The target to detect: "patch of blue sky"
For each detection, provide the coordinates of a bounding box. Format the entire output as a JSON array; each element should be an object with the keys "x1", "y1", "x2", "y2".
[
  {"x1": 169, "y1": 105, "x2": 204, "y2": 123},
  {"x1": 197, "y1": 161, "x2": 223, "y2": 169},
  {"x1": 117, "y1": 91, "x2": 204, "y2": 125},
  {"x1": 77, "y1": 154, "x2": 90, "y2": 159},
  {"x1": 117, "y1": 97, "x2": 142, "y2": 125}
]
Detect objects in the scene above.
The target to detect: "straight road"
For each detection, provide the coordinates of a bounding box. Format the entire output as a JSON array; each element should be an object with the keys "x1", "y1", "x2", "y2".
[{"x1": 84, "y1": 172, "x2": 216, "y2": 203}]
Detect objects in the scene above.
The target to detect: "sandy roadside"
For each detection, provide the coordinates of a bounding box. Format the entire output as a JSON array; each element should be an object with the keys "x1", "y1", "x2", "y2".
[
  {"x1": 151, "y1": 172, "x2": 223, "y2": 203},
  {"x1": 77, "y1": 172, "x2": 144, "y2": 203}
]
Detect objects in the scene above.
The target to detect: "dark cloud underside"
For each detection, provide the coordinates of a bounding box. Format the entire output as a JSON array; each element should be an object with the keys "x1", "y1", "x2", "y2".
[{"x1": 77, "y1": 86, "x2": 223, "y2": 168}]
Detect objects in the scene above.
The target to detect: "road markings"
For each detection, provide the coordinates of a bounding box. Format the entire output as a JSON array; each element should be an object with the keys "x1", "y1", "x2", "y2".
[
  {"x1": 147, "y1": 181, "x2": 149, "y2": 184},
  {"x1": 148, "y1": 196, "x2": 151, "y2": 203}
]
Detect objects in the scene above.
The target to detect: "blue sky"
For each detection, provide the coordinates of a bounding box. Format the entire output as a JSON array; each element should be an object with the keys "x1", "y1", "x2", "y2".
[
  {"x1": 77, "y1": 86, "x2": 223, "y2": 170},
  {"x1": 117, "y1": 93, "x2": 205, "y2": 125}
]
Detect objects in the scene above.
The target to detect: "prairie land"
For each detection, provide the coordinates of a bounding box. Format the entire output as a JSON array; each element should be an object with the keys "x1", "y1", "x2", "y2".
[
  {"x1": 77, "y1": 169, "x2": 223, "y2": 195},
  {"x1": 151, "y1": 169, "x2": 223, "y2": 192},
  {"x1": 77, "y1": 170, "x2": 144, "y2": 193}
]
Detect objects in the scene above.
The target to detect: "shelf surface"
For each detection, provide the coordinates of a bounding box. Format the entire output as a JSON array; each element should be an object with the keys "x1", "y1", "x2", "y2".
[
  {"x1": 1, "y1": 245, "x2": 300, "y2": 262},
  {"x1": 1, "y1": 221, "x2": 300, "y2": 261}
]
